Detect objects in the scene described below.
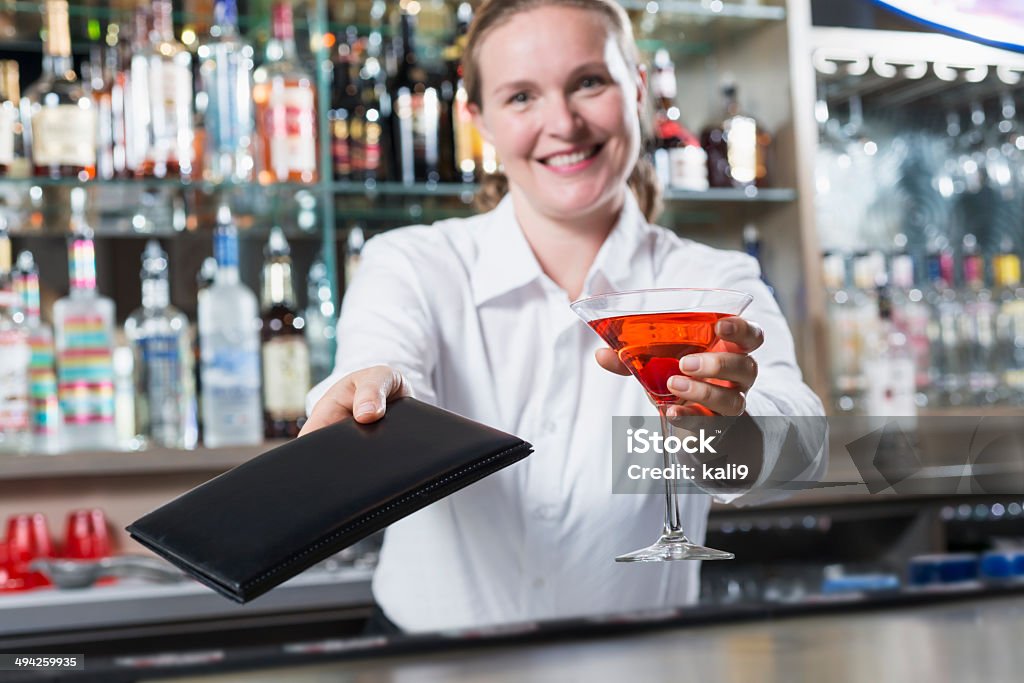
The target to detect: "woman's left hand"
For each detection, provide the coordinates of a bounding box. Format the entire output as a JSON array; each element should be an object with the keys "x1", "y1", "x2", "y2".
[{"x1": 595, "y1": 316, "x2": 764, "y2": 417}]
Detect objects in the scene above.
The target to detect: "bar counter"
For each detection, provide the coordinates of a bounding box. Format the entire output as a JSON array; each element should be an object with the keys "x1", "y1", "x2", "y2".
[{"x1": 155, "y1": 593, "x2": 1023, "y2": 683}]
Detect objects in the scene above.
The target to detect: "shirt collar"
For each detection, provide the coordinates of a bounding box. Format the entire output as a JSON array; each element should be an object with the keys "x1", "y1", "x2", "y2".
[
  {"x1": 471, "y1": 195, "x2": 545, "y2": 306},
  {"x1": 471, "y1": 190, "x2": 651, "y2": 306},
  {"x1": 581, "y1": 190, "x2": 649, "y2": 297}
]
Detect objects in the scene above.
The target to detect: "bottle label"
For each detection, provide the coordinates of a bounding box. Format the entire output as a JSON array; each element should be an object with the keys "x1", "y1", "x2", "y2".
[
  {"x1": 0, "y1": 328, "x2": 31, "y2": 432},
  {"x1": 269, "y1": 85, "x2": 316, "y2": 174},
  {"x1": 32, "y1": 105, "x2": 98, "y2": 168},
  {"x1": 150, "y1": 57, "x2": 193, "y2": 165},
  {"x1": 726, "y1": 114, "x2": 757, "y2": 185},
  {"x1": 0, "y1": 105, "x2": 14, "y2": 165},
  {"x1": 28, "y1": 328, "x2": 59, "y2": 435},
  {"x1": 332, "y1": 115, "x2": 351, "y2": 178},
  {"x1": 668, "y1": 146, "x2": 709, "y2": 191},
  {"x1": 57, "y1": 315, "x2": 115, "y2": 425},
  {"x1": 261, "y1": 337, "x2": 310, "y2": 419},
  {"x1": 414, "y1": 87, "x2": 439, "y2": 176},
  {"x1": 138, "y1": 335, "x2": 184, "y2": 437},
  {"x1": 453, "y1": 91, "x2": 475, "y2": 179},
  {"x1": 864, "y1": 356, "x2": 917, "y2": 416}
]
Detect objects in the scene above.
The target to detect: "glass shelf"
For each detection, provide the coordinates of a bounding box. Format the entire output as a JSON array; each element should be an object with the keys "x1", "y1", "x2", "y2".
[
  {"x1": 0, "y1": 175, "x2": 320, "y2": 192},
  {"x1": 620, "y1": 0, "x2": 786, "y2": 22},
  {"x1": 0, "y1": 441, "x2": 283, "y2": 481}
]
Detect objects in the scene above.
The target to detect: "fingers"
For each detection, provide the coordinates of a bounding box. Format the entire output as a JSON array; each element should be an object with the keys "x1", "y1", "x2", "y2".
[
  {"x1": 595, "y1": 347, "x2": 631, "y2": 376},
  {"x1": 300, "y1": 365, "x2": 412, "y2": 437},
  {"x1": 679, "y1": 352, "x2": 758, "y2": 391},
  {"x1": 666, "y1": 375, "x2": 747, "y2": 417},
  {"x1": 716, "y1": 317, "x2": 764, "y2": 353}
]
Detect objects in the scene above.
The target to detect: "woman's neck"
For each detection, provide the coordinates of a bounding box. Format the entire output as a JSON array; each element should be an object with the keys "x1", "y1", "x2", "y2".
[{"x1": 508, "y1": 186, "x2": 625, "y2": 301}]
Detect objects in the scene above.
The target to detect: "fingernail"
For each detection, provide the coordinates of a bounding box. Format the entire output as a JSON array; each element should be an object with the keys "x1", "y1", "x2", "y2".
[
  {"x1": 355, "y1": 401, "x2": 378, "y2": 418},
  {"x1": 681, "y1": 356, "x2": 700, "y2": 373},
  {"x1": 719, "y1": 320, "x2": 736, "y2": 335},
  {"x1": 668, "y1": 376, "x2": 690, "y2": 393}
]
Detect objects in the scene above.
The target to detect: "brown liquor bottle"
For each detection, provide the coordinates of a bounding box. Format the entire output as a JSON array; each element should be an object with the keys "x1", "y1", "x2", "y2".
[
  {"x1": 260, "y1": 227, "x2": 311, "y2": 438},
  {"x1": 23, "y1": 0, "x2": 97, "y2": 181}
]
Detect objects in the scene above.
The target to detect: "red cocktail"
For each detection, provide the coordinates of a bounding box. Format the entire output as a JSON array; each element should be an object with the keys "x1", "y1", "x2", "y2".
[
  {"x1": 571, "y1": 288, "x2": 752, "y2": 562},
  {"x1": 589, "y1": 311, "x2": 730, "y2": 406}
]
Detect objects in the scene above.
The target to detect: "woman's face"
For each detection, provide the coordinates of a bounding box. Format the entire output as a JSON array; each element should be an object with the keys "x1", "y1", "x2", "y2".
[{"x1": 470, "y1": 5, "x2": 643, "y2": 223}]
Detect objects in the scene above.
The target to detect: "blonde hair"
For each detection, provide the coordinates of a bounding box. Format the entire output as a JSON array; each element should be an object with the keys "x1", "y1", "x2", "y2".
[{"x1": 464, "y1": 0, "x2": 663, "y2": 223}]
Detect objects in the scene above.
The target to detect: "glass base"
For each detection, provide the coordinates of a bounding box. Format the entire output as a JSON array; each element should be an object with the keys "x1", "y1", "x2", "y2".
[{"x1": 615, "y1": 534, "x2": 734, "y2": 562}]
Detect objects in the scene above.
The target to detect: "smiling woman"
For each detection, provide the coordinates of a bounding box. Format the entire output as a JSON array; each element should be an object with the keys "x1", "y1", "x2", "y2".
[
  {"x1": 304, "y1": 0, "x2": 824, "y2": 635},
  {"x1": 463, "y1": 0, "x2": 663, "y2": 224}
]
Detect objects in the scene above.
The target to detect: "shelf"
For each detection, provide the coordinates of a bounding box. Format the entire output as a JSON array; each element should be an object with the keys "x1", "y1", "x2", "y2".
[
  {"x1": 664, "y1": 187, "x2": 796, "y2": 202},
  {"x1": 0, "y1": 176, "x2": 321, "y2": 192},
  {"x1": 0, "y1": 441, "x2": 283, "y2": 482},
  {"x1": 621, "y1": 0, "x2": 786, "y2": 22},
  {"x1": 625, "y1": 0, "x2": 785, "y2": 57},
  {"x1": 0, "y1": 564, "x2": 373, "y2": 639}
]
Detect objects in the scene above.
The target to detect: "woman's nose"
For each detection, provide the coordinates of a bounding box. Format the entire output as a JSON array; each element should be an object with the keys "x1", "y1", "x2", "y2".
[{"x1": 544, "y1": 95, "x2": 584, "y2": 138}]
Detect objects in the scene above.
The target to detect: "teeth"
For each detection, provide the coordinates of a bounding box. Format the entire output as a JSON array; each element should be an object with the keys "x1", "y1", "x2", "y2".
[{"x1": 546, "y1": 147, "x2": 597, "y2": 168}]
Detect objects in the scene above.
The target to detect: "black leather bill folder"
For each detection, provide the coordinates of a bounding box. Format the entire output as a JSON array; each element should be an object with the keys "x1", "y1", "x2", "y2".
[{"x1": 127, "y1": 397, "x2": 533, "y2": 603}]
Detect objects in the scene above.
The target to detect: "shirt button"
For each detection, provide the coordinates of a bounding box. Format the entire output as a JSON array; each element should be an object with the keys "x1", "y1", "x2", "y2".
[
  {"x1": 532, "y1": 578, "x2": 545, "y2": 589},
  {"x1": 540, "y1": 420, "x2": 558, "y2": 435}
]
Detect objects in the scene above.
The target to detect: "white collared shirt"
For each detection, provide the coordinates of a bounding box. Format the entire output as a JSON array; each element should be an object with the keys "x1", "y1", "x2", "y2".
[{"x1": 308, "y1": 193, "x2": 824, "y2": 633}]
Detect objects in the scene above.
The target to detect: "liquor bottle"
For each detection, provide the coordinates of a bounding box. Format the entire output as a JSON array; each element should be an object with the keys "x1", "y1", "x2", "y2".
[
  {"x1": 125, "y1": 4, "x2": 152, "y2": 176},
  {"x1": 260, "y1": 227, "x2": 311, "y2": 438},
  {"x1": 330, "y1": 28, "x2": 359, "y2": 181},
  {"x1": 112, "y1": 335, "x2": 136, "y2": 450},
  {"x1": 93, "y1": 26, "x2": 130, "y2": 180},
  {"x1": 863, "y1": 283, "x2": 917, "y2": 416},
  {"x1": 0, "y1": 222, "x2": 30, "y2": 453},
  {"x1": 823, "y1": 252, "x2": 862, "y2": 413},
  {"x1": 0, "y1": 60, "x2": 20, "y2": 176},
  {"x1": 198, "y1": 0, "x2": 255, "y2": 183},
  {"x1": 13, "y1": 251, "x2": 60, "y2": 453},
  {"x1": 124, "y1": 241, "x2": 198, "y2": 450},
  {"x1": 925, "y1": 246, "x2": 966, "y2": 406},
  {"x1": 304, "y1": 255, "x2": 336, "y2": 386},
  {"x1": 141, "y1": 0, "x2": 194, "y2": 178},
  {"x1": 52, "y1": 189, "x2": 118, "y2": 450},
  {"x1": 960, "y1": 234, "x2": 998, "y2": 404},
  {"x1": 700, "y1": 81, "x2": 769, "y2": 188},
  {"x1": 650, "y1": 49, "x2": 706, "y2": 192},
  {"x1": 253, "y1": 1, "x2": 318, "y2": 184},
  {"x1": 443, "y1": 2, "x2": 475, "y2": 184},
  {"x1": 353, "y1": 0, "x2": 391, "y2": 183},
  {"x1": 391, "y1": 9, "x2": 439, "y2": 185},
  {"x1": 198, "y1": 203, "x2": 262, "y2": 448},
  {"x1": 993, "y1": 245, "x2": 1024, "y2": 404},
  {"x1": 888, "y1": 248, "x2": 931, "y2": 405},
  {"x1": 23, "y1": 0, "x2": 97, "y2": 181},
  {"x1": 847, "y1": 251, "x2": 886, "y2": 413}
]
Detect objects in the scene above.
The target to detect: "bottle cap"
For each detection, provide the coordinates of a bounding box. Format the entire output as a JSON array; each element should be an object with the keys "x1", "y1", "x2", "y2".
[
  {"x1": 266, "y1": 226, "x2": 290, "y2": 258},
  {"x1": 141, "y1": 240, "x2": 168, "y2": 278}
]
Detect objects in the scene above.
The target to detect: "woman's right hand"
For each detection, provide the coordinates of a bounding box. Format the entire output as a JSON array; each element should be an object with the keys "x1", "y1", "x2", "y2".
[{"x1": 299, "y1": 365, "x2": 412, "y2": 436}]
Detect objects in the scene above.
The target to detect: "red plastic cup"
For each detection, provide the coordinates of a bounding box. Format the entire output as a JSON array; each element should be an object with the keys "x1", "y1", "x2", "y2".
[
  {"x1": 0, "y1": 538, "x2": 8, "y2": 589},
  {"x1": 5, "y1": 513, "x2": 54, "y2": 590},
  {"x1": 64, "y1": 509, "x2": 112, "y2": 561}
]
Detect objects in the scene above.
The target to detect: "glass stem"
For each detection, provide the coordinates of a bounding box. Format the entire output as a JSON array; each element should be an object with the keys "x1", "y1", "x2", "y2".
[{"x1": 658, "y1": 405, "x2": 688, "y2": 542}]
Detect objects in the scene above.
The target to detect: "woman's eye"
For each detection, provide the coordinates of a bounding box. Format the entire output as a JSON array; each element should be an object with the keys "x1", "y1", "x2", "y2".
[
  {"x1": 508, "y1": 92, "x2": 531, "y2": 105},
  {"x1": 579, "y1": 76, "x2": 607, "y2": 90}
]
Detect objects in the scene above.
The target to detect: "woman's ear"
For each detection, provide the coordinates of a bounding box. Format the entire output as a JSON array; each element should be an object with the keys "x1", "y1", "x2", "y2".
[
  {"x1": 468, "y1": 102, "x2": 494, "y2": 145},
  {"x1": 635, "y1": 64, "x2": 648, "y2": 107}
]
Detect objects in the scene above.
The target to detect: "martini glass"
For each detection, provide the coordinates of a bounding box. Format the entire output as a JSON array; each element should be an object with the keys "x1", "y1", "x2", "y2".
[{"x1": 571, "y1": 288, "x2": 753, "y2": 562}]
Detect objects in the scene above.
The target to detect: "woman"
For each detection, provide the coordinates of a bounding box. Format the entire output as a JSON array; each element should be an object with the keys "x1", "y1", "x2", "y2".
[{"x1": 304, "y1": 0, "x2": 824, "y2": 633}]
